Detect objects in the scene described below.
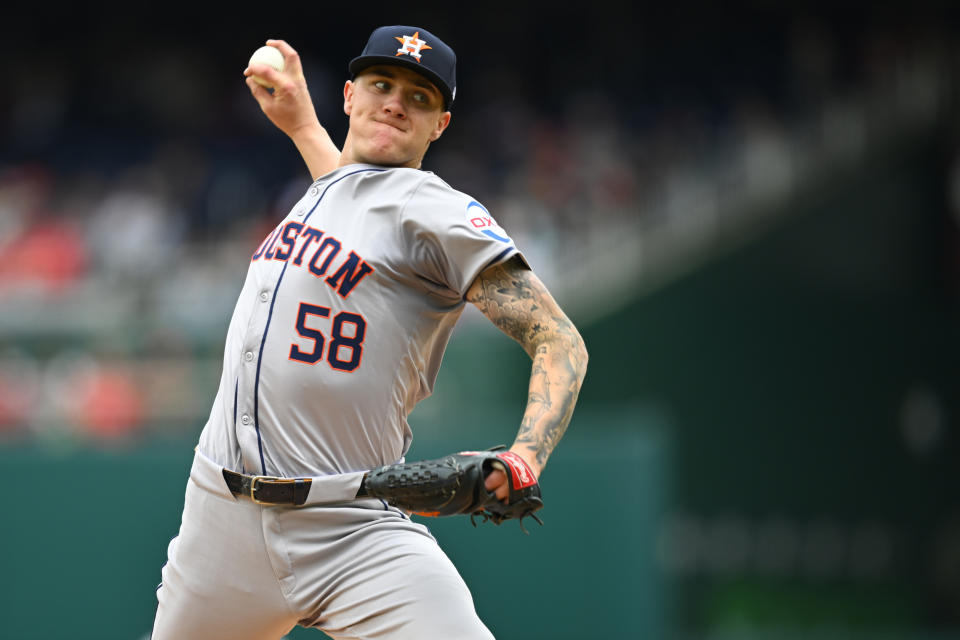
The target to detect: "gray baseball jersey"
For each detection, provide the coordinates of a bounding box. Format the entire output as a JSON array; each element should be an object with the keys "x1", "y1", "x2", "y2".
[
  {"x1": 154, "y1": 164, "x2": 511, "y2": 639},
  {"x1": 197, "y1": 163, "x2": 523, "y2": 479}
]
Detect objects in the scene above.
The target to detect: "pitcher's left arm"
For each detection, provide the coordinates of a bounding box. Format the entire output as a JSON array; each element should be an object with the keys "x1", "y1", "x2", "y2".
[{"x1": 465, "y1": 256, "x2": 588, "y2": 498}]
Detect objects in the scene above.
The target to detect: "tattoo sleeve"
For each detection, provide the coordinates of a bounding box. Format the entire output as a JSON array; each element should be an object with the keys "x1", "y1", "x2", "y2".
[{"x1": 466, "y1": 256, "x2": 588, "y2": 471}]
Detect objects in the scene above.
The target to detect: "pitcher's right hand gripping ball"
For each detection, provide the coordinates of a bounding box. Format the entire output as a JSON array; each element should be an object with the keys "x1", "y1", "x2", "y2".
[{"x1": 360, "y1": 448, "x2": 544, "y2": 532}]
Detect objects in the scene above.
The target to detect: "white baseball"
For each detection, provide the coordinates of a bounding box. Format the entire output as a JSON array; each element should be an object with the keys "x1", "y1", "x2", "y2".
[{"x1": 248, "y1": 45, "x2": 285, "y2": 88}]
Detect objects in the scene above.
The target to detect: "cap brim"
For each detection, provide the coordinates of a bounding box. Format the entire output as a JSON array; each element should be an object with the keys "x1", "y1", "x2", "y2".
[{"x1": 349, "y1": 55, "x2": 453, "y2": 110}]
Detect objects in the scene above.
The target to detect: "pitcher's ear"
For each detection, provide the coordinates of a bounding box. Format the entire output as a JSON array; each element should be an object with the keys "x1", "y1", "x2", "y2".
[
  {"x1": 430, "y1": 111, "x2": 452, "y2": 142},
  {"x1": 343, "y1": 80, "x2": 355, "y2": 115}
]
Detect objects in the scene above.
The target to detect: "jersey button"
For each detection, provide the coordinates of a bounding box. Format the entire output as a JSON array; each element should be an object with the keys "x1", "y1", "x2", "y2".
[
  {"x1": 244, "y1": 351, "x2": 254, "y2": 362},
  {"x1": 259, "y1": 291, "x2": 269, "y2": 302},
  {"x1": 241, "y1": 414, "x2": 251, "y2": 425}
]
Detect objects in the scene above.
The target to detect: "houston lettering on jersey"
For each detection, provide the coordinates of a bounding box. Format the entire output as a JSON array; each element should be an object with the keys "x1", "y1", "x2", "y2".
[{"x1": 251, "y1": 221, "x2": 374, "y2": 299}]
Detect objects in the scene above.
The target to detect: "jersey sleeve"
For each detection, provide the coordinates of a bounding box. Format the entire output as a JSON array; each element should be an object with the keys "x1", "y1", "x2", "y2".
[{"x1": 400, "y1": 174, "x2": 526, "y2": 299}]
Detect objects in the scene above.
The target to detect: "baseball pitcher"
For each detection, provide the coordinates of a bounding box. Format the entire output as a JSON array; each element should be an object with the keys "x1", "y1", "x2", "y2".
[{"x1": 151, "y1": 25, "x2": 588, "y2": 640}]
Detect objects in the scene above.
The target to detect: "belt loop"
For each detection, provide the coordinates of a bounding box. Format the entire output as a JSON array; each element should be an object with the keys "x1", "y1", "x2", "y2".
[{"x1": 293, "y1": 478, "x2": 311, "y2": 506}]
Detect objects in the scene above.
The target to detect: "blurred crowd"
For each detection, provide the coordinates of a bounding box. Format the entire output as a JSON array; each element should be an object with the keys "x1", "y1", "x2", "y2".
[{"x1": 1, "y1": 12, "x2": 958, "y2": 443}]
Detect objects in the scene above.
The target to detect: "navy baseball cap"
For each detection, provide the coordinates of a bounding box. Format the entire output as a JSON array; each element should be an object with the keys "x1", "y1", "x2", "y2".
[{"x1": 349, "y1": 26, "x2": 457, "y2": 110}]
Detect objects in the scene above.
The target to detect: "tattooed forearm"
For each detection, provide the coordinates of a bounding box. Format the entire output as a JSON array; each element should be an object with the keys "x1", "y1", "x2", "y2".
[
  {"x1": 513, "y1": 344, "x2": 581, "y2": 468},
  {"x1": 466, "y1": 257, "x2": 588, "y2": 471}
]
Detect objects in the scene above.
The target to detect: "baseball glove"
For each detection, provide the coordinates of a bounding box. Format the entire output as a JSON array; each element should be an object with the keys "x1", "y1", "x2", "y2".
[{"x1": 358, "y1": 446, "x2": 544, "y2": 532}]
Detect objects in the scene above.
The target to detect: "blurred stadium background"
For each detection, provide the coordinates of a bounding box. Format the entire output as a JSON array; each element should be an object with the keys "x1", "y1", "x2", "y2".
[{"x1": 2, "y1": 2, "x2": 959, "y2": 638}]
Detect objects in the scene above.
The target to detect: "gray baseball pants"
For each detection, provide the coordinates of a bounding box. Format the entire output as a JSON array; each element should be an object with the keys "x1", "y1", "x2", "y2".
[{"x1": 151, "y1": 450, "x2": 494, "y2": 640}]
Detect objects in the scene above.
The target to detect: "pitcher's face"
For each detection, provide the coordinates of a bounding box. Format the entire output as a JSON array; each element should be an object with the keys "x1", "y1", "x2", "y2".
[{"x1": 341, "y1": 65, "x2": 451, "y2": 168}]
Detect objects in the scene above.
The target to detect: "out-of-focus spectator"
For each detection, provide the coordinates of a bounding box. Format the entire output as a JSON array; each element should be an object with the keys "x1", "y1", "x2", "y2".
[
  {"x1": 0, "y1": 349, "x2": 41, "y2": 434},
  {"x1": 68, "y1": 360, "x2": 145, "y2": 440},
  {"x1": 0, "y1": 165, "x2": 89, "y2": 294},
  {"x1": 85, "y1": 164, "x2": 185, "y2": 281},
  {"x1": 35, "y1": 351, "x2": 144, "y2": 442},
  {"x1": 0, "y1": 217, "x2": 89, "y2": 293},
  {"x1": 39, "y1": 140, "x2": 216, "y2": 290}
]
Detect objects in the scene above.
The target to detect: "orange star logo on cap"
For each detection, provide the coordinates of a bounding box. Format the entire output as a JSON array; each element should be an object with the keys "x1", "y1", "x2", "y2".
[{"x1": 394, "y1": 31, "x2": 433, "y2": 62}]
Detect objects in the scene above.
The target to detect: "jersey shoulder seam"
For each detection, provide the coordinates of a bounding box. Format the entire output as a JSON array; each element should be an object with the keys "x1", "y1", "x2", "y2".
[{"x1": 394, "y1": 170, "x2": 445, "y2": 250}]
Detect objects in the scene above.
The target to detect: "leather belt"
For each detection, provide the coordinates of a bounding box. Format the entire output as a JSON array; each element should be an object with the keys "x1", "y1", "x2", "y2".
[{"x1": 222, "y1": 469, "x2": 313, "y2": 506}]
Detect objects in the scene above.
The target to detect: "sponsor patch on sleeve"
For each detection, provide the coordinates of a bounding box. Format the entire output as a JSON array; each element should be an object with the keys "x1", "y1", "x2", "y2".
[{"x1": 466, "y1": 200, "x2": 512, "y2": 243}]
